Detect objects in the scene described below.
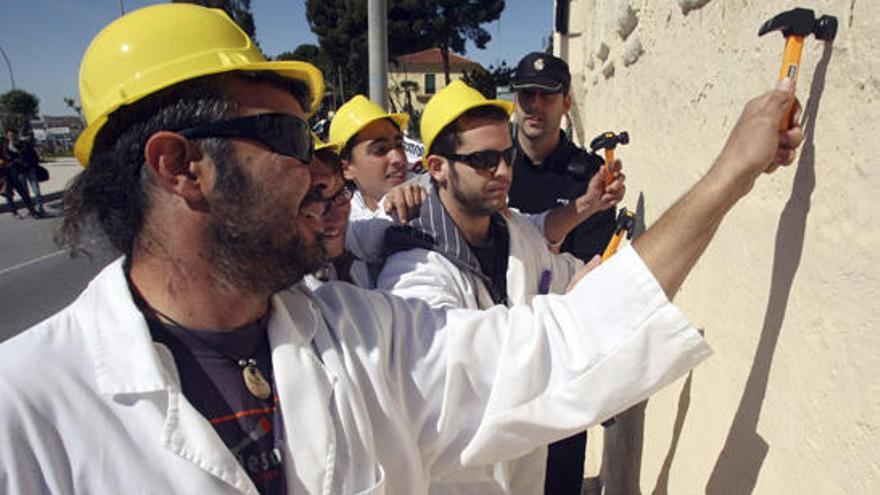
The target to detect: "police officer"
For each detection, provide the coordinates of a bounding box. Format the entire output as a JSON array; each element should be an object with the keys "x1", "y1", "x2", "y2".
[
  {"x1": 508, "y1": 52, "x2": 616, "y2": 263},
  {"x1": 507, "y1": 51, "x2": 615, "y2": 494}
]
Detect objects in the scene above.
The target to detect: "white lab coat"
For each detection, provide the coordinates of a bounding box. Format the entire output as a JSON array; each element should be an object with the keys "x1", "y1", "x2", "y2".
[
  {"x1": 0, "y1": 247, "x2": 710, "y2": 494},
  {"x1": 375, "y1": 210, "x2": 583, "y2": 492},
  {"x1": 377, "y1": 209, "x2": 582, "y2": 310}
]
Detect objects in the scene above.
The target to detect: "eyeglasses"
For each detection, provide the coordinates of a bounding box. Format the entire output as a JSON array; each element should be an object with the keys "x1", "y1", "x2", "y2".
[
  {"x1": 305, "y1": 181, "x2": 355, "y2": 214},
  {"x1": 366, "y1": 136, "x2": 405, "y2": 157},
  {"x1": 178, "y1": 112, "x2": 313, "y2": 163},
  {"x1": 443, "y1": 145, "x2": 515, "y2": 172}
]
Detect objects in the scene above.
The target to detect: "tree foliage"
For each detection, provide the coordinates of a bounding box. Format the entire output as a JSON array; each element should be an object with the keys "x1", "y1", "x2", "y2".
[
  {"x1": 404, "y1": 0, "x2": 505, "y2": 84},
  {"x1": 277, "y1": 44, "x2": 339, "y2": 118},
  {"x1": 64, "y1": 97, "x2": 85, "y2": 124},
  {"x1": 306, "y1": 0, "x2": 505, "y2": 101},
  {"x1": 277, "y1": 44, "x2": 334, "y2": 80},
  {"x1": 461, "y1": 61, "x2": 513, "y2": 99},
  {"x1": 173, "y1": 0, "x2": 257, "y2": 42},
  {"x1": 306, "y1": 0, "x2": 369, "y2": 103},
  {"x1": 1, "y1": 89, "x2": 39, "y2": 117},
  {"x1": 1, "y1": 89, "x2": 40, "y2": 132},
  {"x1": 461, "y1": 68, "x2": 495, "y2": 99}
]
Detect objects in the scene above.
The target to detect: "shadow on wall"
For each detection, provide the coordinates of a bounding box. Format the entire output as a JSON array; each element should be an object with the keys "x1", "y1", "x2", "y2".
[
  {"x1": 594, "y1": 192, "x2": 649, "y2": 495},
  {"x1": 704, "y1": 44, "x2": 833, "y2": 494},
  {"x1": 651, "y1": 370, "x2": 694, "y2": 495}
]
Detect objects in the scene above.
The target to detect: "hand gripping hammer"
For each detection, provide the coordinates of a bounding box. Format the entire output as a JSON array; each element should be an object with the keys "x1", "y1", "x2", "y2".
[
  {"x1": 590, "y1": 131, "x2": 629, "y2": 186},
  {"x1": 759, "y1": 7, "x2": 837, "y2": 130}
]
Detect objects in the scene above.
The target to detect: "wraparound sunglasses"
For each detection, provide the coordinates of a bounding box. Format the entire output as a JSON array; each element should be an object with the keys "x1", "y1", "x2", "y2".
[{"x1": 178, "y1": 112, "x2": 314, "y2": 163}]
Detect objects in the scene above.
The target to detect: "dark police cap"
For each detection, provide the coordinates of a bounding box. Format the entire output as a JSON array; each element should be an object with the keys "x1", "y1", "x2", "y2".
[{"x1": 511, "y1": 52, "x2": 571, "y2": 93}]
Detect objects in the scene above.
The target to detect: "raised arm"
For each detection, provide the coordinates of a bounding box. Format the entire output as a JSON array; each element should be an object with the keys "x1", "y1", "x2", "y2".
[{"x1": 633, "y1": 79, "x2": 803, "y2": 298}]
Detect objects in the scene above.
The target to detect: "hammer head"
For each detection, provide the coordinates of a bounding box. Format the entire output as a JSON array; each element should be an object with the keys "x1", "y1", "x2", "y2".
[
  {"x1": 590, "y1": 131, "x2": 630, "y2": 152},
  {"x1": 759, "y1": 8, "x2": 838, "y2": 41},
  {"x1": 615, "y1": 208, "x2": 636, "y2": 238}
]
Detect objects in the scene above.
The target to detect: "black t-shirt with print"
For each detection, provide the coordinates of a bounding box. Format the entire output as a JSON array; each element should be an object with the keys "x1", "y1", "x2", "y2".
[{"x1": 148, "y1": 315, "x2": 285, "y2": 494}]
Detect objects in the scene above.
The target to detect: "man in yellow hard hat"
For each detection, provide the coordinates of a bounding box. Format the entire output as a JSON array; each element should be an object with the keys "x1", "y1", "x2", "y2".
[
  {"x1": 375, "y1": 80, "x2": 624, "y2": 491},
  {"x1": 0, "y1": 3, "x2": 804, "y2": 494}
]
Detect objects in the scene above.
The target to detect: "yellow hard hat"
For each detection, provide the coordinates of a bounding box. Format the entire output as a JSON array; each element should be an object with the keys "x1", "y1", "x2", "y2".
[
  {"x1": 420, "y1": 80, "x2": 514, "y2": 160},
  {"x1": 328, "y1": 95, "x2": 409, "y2": 152},
  {"x1": 312, "y1": 132, "x2": 340, "y2": 153},
  {"x1": 74, "y1": 3, "x2": 324, "y2": 166}
]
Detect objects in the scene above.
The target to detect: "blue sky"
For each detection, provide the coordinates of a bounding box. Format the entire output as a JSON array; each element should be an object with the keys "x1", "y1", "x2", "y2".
[{"x1": 0, "y1": 0, "x2": 551, "y2": 116}]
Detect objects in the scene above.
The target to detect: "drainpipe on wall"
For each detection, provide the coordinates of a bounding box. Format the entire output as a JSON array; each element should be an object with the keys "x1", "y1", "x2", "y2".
[{"x1": 554, "y1": 0, "x2": 585, "y2": 146}]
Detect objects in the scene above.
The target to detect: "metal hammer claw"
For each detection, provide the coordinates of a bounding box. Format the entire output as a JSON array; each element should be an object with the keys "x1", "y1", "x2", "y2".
[
  {"x1": 759, "y1": 7, "x2": 838, "y2": 130},
  {"x1": 589, "y1": 131, "x2": 629, "y2": 186}
]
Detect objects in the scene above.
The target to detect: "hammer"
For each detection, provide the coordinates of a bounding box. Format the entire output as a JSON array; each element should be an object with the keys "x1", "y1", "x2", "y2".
[
  {"x1": 601, "y1": 207, "x2": 635, "y2": 261},
  {"x1": 759, "y1": 7, "x2": 837, "y2": 130},
  {"x1": 589, "y1": 131, "x2": 629, "y2": 186}
]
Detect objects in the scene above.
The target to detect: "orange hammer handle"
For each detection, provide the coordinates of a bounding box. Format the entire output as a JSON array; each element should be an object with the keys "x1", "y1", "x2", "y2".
[
  {"x1": 601, "y1": 229, "x2": 625, "y2": 261},
  {"x1": 778, "y1": 35, "x2": 804, "y2": 130},
  {"x1": 604, "y1": 149, "x2": 615, "y2": 187}
]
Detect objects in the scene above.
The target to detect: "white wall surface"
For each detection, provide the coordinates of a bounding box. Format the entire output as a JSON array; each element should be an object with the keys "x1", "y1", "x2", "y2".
[{"x1": 558, "y1": 1, "x2": 880, "y2": 493}]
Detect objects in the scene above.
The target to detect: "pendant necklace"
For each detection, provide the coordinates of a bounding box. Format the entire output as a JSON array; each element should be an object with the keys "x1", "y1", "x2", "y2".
[{"x1": 150, "y1": 307, "x2": 273, "y2": 401}]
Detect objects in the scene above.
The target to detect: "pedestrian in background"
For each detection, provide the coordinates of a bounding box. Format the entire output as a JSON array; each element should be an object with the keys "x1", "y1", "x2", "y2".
[
  {"x1": 1, "y1": 130, "x2": 40, "y2": 219},
  {"x1": 18, "y1": 128, "x2": 47, "y2": 216}
]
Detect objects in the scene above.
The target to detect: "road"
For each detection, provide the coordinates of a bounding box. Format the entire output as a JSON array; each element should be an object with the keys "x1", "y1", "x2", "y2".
[{"x1": 0, "y1": 200, "x2": 115, "y2": 342}]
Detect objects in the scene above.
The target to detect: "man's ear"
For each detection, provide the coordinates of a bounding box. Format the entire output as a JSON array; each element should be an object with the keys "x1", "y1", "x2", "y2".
[
  {"x1": 426, "y1": 155, "x2": 448, "y2": 185},
  {"x1": 341, "y1": 159, "x2": 356, "y2": 181},
  {"x1": 562, "y1": 92, "x2": 572, "y2": 113},
  {"x1": 144, "y1": 131, "x2": 205, "y2": 202}
]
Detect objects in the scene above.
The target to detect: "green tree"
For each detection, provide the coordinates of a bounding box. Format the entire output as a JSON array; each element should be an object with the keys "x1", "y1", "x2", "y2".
[
  {"x1": 64, "y1": 97, "x2": 85, "y2": 124},
  {"x1": 1, "y1": 89, "x2": 40, "y2": 132},
  {"x1": 306, "y1": 0, "x2": 369, "y2": 100},
  {"x1": 173, "y1": 0, "x2": 257, "y2": 42},
  {"x1": 306, "y1": 0, "x2": 504, "y2": 100},
  {"x1": 489, "y1": 60, "x2": 514, "y2": 87},
  {"x1": 461, "y1": 61, "x2": 513, "y2": 99},
  {"x1": 277, "y1": 44, "x2": 340, "y2": 116},
  {"x1": 404, "y1": 0, "x2": 505, "y2": 84},
  {"x1": 461, "y1": 68, "x2": 495, "y2": 98}
]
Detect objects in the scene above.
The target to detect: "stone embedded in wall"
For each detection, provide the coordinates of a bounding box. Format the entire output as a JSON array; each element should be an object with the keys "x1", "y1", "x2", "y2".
[
  {"x1": 602, "y1": 59, "x2": 615, "y2": 79},
  {"x1": 595, "y1": 41, "x2": 610, "y2": 62},
  {"x1": 621, "y1": 34, "x2": 643, "y2": 67},
  {"x1": 678, "y1": 0, "x2": 713, "y2": 15},
  {"x1": 615, "y1": 1, "x2": 639, "y2": 40}
]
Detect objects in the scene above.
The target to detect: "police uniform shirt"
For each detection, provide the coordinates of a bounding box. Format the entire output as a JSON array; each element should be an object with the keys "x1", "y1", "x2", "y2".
[{"x1": 508, "y1": 132, "x2": 616, "y2": 262}]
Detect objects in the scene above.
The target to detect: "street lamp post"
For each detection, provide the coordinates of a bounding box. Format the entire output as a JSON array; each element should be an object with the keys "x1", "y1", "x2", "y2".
[
  {"x1": 367, "y1": 0, "x2": 389, "y2": 110},
  {"x1": 0, "y1": 43, "x2": 15, "y2": 89}
]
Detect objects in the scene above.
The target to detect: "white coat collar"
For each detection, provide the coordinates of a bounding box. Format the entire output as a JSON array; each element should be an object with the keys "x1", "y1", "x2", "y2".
[
  {"x1": 76, "y1": 260, "x2": 324, "y2": 395},
  {"x1": 76, "y1": 257, "x2": 170, "y2": 396}
]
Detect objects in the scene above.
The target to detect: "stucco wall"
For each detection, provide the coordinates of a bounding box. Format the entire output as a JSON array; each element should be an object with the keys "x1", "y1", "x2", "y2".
[{"x1": 557, "y1": 1, "x2": 879, "y2": 493}]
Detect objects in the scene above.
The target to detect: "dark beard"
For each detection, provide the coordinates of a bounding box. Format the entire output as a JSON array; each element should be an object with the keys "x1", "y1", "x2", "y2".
[
  {"x1": 449, "y1": 162, "x2": 502, "y2": 217},
  {"x1": 205, "y1": 155, "x2": 326, "y2": 294}
]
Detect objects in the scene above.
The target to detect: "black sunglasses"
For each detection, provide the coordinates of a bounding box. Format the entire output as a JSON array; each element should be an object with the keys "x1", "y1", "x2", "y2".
[
  {"x1": 443, "y1": 145, "x2": 515, "y2": 172},
  {"x1": 178, "y1": 112, "x2": 313, "y2": 163}
]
